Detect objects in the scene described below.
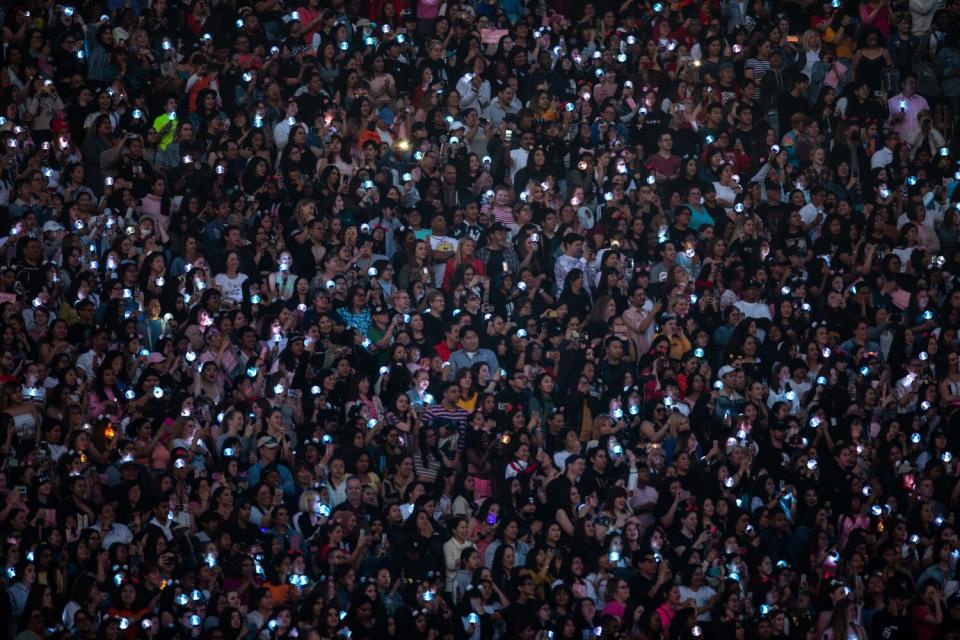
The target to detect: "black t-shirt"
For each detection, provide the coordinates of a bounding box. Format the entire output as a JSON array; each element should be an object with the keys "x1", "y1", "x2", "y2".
[
  {"x1": 638, "y1": 112, "x2": 668, "y2": 156},
  {"x1": 734, "y1": 125, "x2": 763, "y2": 165},
  {"x1": 421, "y1": 311, "x2": 448, "y2": 347},
  {"x1": 628, "y1": 570, "x2": 660, "y2": 609},
  {"x1": 756, "y1": 202, "x2": 789, "y2": 240},
  {"x1": 755, "y1": 439, "x2": 790, "y2": 480},
  {"x1": 596, "y1": 358, "x2": 633, "y2": 398},
  {"x1": 670, "y1": 126, "x2": 701, "y2": 161},
  {"x1": 67, "y1": 321, "x2": 95, "y2": 346},
  {"x1": 775, "y1": 229, "x2": 811, "y2": 258},
  {"x1": 776, "y1": 92, "x2": 810, "y2": 133},
  {"x1": 870, "y1": 609, "x2": 913, "y2": 640},
  {"x1": 296, "y1": 90, "x2": 327, "y2": 121},
  {"x1": 580, "y1": 466, "x2": 609, "y2": 501},
  {"x1": 668, "y1": 529, "x2": 697, "y2": 558}
]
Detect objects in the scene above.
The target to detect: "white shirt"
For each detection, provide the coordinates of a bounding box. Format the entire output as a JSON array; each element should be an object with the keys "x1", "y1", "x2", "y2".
[
  {"x1": 77, "y1": 349, "x2": 105, "y2": 379},
  {"x1": 456, "y1": 76, "x2": 492, "y2": 111},
  {"x1": 713, "y1": 181, "x2": 738, "y2": 215},
  {"x1": 554, "y1": 449, "x2": 575, "y2": 471},
  {"x1": 509, "y1": 147, "x2": 529, "y2": 185},
  {"x1": 801, "y1": 48, "x2": 821, "y2": 80},
  {"x1": 897, "y1": 196, "x2": 944, "y2": 229},
  {"x1": 99, "y1": 522, "x2": 134, "y2": 549},
  {"x1": 679, "y1": 584, "x2": 717, "y2": 621},
  {"x1": 870, "y1": 146, "x2": 894, "y2": 169},
  {"x1": 429, "y1": 234, "x2": 458, "y2": 285},
  {"x1": 734, "y1": 300, "x2": 773, "y2": 321},
  {"x1": 892, "y1": 247, "x2": 914, "y2": 271},
  {"x1": 147, "y1": 516, "x2": 174, "y2": 541},
  {"x1": 214, "y1": 272, "x2": 248, "y2": 303},
  {"x1": 325, "y1": 476, "x2": 348, "y2": 507},
  {"x1": 798, "y1": 202, "x2": 822, "y2": 227}
]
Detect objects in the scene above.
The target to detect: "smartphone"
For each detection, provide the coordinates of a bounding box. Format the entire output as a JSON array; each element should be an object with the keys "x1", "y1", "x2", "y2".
[
  {"x1": 505, "y1": 129, "x2": 513, "y2": 142},
  {"x1": 786, "y1": 35, "x2": 799, "y2": 43}
]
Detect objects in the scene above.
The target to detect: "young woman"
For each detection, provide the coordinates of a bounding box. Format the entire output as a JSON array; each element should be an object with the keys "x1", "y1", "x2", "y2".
[{"x1": 214, "y1": 250, "x2": 249, "y2": 307}]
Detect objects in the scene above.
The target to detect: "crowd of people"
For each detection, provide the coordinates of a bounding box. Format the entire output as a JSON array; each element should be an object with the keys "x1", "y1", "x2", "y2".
[{"x1": 2, "y1": 0, "x2": 960, "y2": 639}]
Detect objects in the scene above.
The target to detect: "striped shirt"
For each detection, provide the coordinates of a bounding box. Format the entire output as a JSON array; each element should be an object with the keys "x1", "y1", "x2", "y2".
[
  {"x1": 421, "y1": 404, "x2": 469, "y2": 452},
  {"x1": 746, "y1": 58, "x2": 772, "y2": 82}
]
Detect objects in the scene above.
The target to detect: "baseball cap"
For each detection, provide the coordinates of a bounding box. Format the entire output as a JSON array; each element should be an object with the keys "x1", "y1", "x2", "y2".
[
  {"x1": 257, "y1": 436, "x2": 279, "y2": 449},
  {"x1": 718, "y1": 365, "x2": 738, "y2": 378}
]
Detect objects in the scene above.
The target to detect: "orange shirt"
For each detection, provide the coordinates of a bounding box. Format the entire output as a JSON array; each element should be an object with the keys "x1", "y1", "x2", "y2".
[{"x1": 265, "y1": 581, "x2": 295, "y2": 605}]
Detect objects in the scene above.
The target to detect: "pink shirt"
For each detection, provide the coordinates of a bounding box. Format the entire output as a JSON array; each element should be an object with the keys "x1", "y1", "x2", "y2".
[
  {"x1": 483, "y1": 203, "x2": 514, "y2": 226},
  {"x1": 887, "y1": 93, "x2": 930, "y2": 142},
  {"x1": 859, "y1": 2, "x2": 892, "y2": 37},
  {"x1": 417, "y1": 0, "x2": 439, "y2": 19},
  {"x1": 601, "y1": 600, "x2": 626, "y2": 620},
  {"x1": 136, "y1": 194, "x2": 171, "y2": 233},
  {"x1": 86, "y1": 389, "x2": 122, "y2": 423},
  {"x1": 658, "y1": 604, "x2": 676, "y2": 634}
]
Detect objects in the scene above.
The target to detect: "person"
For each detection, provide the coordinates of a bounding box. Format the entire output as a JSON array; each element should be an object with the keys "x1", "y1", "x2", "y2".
[
  {"x1": 886, "y1": 73, "x2": 931, "y2": 141},
  {"x1": 870, "y1": 579, "x2": 913, "y2": 640},
  {"x1": 554, "y1": 233, "x2": 593, "y2": 297},
  {"x1": 870, "y1": 130, "x2": 901, "y2": 169},
  {"x1": 775, "y1": 73, "x2": 810, "y2": 137},
  {"x1": 446, "y1": 327, "x2": 499, "y2": 381},
  {"x1": 0, "y1": 3, "x2": 959, "y2": 640}
]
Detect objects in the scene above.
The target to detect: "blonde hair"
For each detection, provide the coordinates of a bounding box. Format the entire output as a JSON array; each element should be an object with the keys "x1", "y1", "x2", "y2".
[
  {"x1": 298, "y1": 489, "x2": 320, "y2": 513},
  {"x1": 666, "y1": 412, "x2": 688, "y2": 437}
]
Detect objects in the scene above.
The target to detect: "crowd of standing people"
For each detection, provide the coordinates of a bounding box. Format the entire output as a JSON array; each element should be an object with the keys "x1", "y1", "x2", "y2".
[{"x1": 2, "y1": 0, "x2": 960, "y2": 639}]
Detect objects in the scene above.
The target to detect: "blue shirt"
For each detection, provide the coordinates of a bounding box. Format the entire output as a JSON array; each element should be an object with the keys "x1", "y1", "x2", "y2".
[{"x1": 247, "y1": 460, "x2": 295, "y2": 495}]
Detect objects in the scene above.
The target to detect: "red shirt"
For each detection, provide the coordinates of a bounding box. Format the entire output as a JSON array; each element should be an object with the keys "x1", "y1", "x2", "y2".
[
  {"x1": 434, "y1": 341, "x2": 456, "y2": 362},
  {"x1": 911, "y1": 604, "x2": 937, "y2": 640},
  {"x1": 647, "y1": 153, "x2": 682, "y2": 180}
]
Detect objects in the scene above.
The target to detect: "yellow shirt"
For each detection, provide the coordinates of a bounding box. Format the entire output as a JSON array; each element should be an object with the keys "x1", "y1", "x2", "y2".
[
  {"x1": 152, "y1": 113, "x2": 177, "y2": 150},
  {"x1": 654, "y1": 332, "x2": 693, "y2": 361},
  {"x1": 824, "y1": 27, "x2": 854, "y2": 59},
  {"x1": 457, "y1": 393, "x2": 478, "y2": 413}
]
